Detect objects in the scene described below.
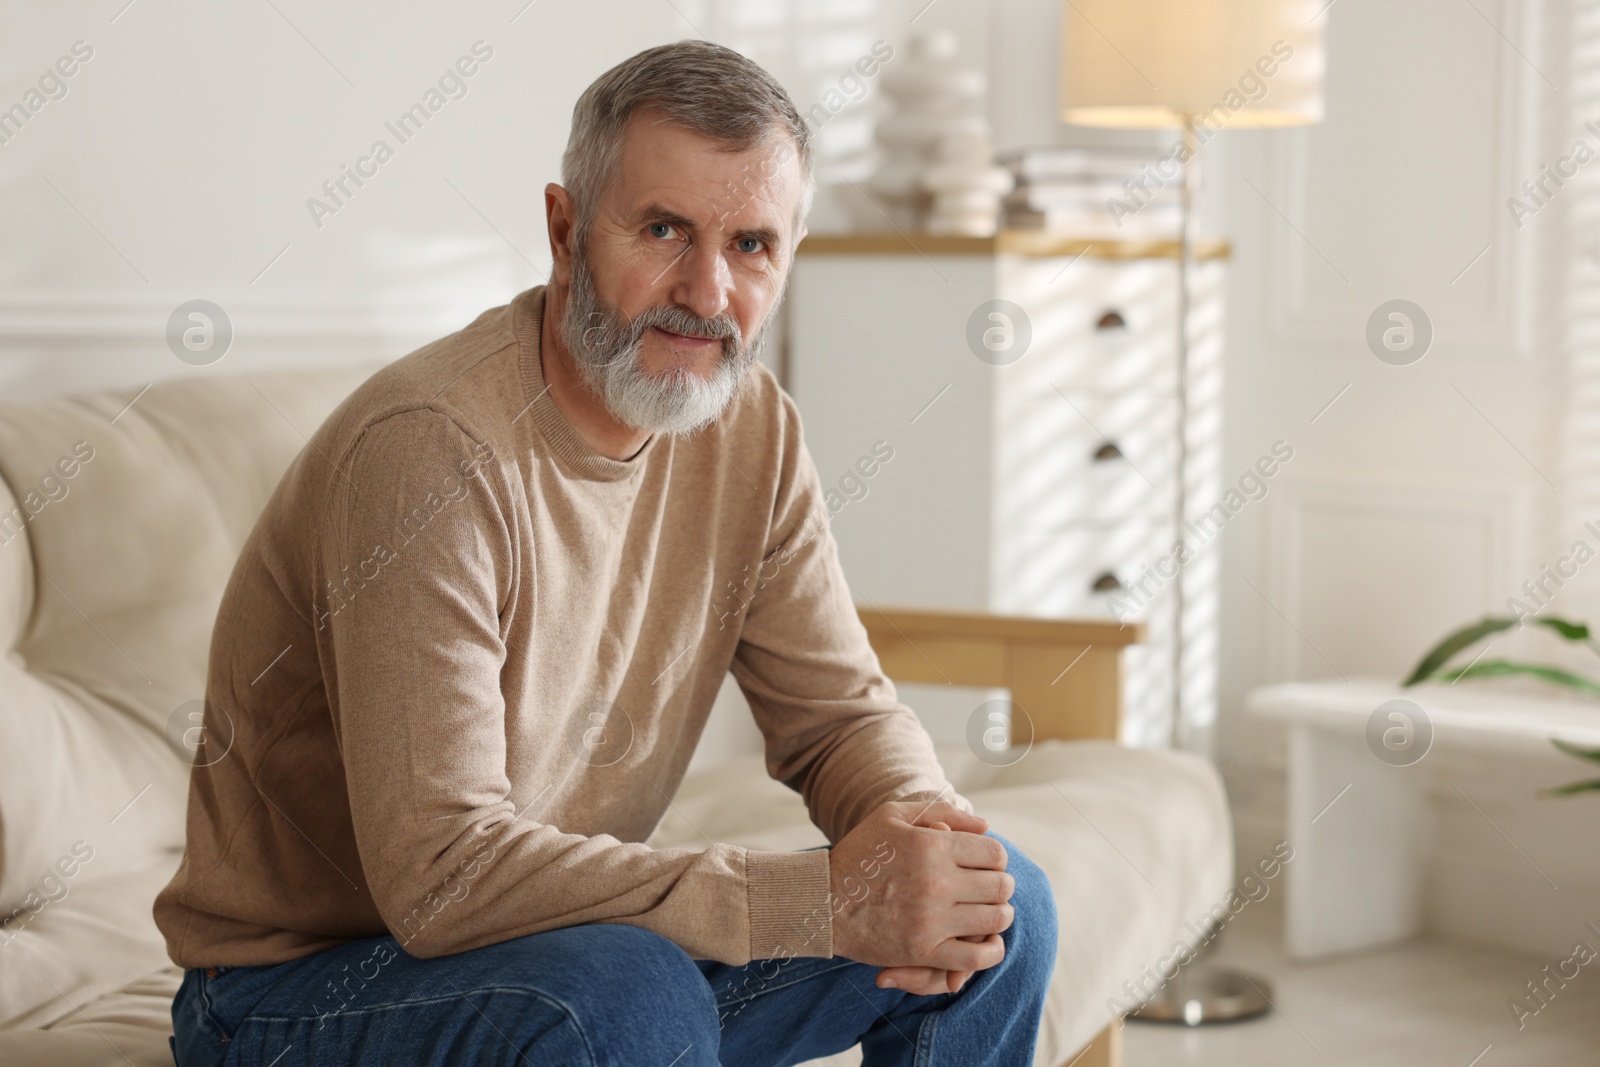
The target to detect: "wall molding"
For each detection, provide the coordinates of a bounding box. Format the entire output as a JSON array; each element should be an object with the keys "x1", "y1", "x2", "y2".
[
  {"x1": 0, "y1": 291, "x2": 497, "y2": 341},
  {"x1": 1263, "y1": 0, "x2": 1540, "y2": 360},
  {"x1": 1262, "y1": 474, "x2": 1533, "y2": 681}
]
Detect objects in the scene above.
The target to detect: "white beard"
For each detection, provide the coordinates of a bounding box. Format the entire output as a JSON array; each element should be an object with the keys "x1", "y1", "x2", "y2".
[{"x1": 558, "y1": 246, "x2": 781, "y2": 435}]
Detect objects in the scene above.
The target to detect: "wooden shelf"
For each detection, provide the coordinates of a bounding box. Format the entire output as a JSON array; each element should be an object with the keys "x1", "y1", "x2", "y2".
[{"x1": 798, "y1": 230, "x2": 1232, "y2": 261}]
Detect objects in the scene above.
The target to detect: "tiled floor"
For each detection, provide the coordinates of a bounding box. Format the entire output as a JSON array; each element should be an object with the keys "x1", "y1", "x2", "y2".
[{"x1": 1122, "y1": 899, "x2": 1600, "y2": 1067}]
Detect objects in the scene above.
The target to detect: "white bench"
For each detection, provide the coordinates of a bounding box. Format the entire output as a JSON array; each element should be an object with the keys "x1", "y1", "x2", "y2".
[{"x1": 1247, "y1": 679, "x2": 1600, "y2": 959}]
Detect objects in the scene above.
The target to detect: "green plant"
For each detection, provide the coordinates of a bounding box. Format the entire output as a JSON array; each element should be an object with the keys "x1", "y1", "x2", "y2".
[{"x1": 1404, "y1": 615, "x2": 1600, "y2": 797}]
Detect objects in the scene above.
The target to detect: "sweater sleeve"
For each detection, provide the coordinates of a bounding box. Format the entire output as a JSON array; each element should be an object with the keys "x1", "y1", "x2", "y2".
[
  {"x1": 729, "y1": 396, "x2": 974, "y2": 846},
  {"x1": 318, "y1": 408, "x2": 831, "y2": 964}
]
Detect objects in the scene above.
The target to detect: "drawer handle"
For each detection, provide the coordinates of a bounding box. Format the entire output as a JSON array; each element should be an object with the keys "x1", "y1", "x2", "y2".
[
  {"x1": 1092, "y1": 441, "x2": 1123, "y2": 463},
  {"x1": 1095, "y1": 310, "x2": 1127, "y2": 331},
  {"x1": 1090, "y1": 571, "x2": 1124, "y2": 593}
]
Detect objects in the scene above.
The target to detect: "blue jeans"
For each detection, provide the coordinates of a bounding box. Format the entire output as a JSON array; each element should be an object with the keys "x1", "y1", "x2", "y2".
[{"x1": 170, "y1": 832, "x2": 1056, "y2": 1066}]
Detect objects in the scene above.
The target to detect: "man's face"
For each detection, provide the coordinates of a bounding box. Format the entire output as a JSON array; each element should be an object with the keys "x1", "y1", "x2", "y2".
[{"x1": 558, "y1": 109, "x2": 806, "y2": 435}]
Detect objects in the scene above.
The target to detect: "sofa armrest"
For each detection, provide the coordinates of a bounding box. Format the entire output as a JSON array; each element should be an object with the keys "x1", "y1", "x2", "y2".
[{"x1": 857, "y1": 607, "x2": 1145, "y2": 744}]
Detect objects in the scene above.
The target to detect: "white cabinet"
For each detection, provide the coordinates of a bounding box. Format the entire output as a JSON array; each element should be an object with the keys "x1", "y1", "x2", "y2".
[{"x1": 788, "y1": 233, "x2": 1227, "y2": 748}]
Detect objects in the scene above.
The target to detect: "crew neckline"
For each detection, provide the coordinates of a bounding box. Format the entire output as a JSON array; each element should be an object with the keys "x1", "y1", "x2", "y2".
[{"x1": 513, "y1": 285, "x2": 659, "y2": 483}]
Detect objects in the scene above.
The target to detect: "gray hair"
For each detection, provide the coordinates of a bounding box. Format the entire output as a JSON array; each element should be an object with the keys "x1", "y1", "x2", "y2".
[{"x1": 560, "y1": 40, "x2": 815, "y2": 253}]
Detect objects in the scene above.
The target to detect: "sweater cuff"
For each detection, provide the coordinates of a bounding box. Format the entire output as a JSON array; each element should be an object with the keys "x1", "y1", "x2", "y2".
[
  {"x1": 895, "y1": 783, "x2": 974, "y2": 817},
  {"x1": 746, "y1": 848, "x2": 833, "y2": 961}
]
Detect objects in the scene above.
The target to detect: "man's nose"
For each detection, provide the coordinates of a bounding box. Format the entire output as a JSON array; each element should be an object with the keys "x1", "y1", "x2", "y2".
[{"x1": 669, "y1": 241, "x2": 732, "y2": 324}]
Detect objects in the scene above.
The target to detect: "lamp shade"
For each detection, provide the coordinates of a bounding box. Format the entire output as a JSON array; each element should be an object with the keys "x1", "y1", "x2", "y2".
[{"x1": 1060, "y1": 0, "x2": 1325, "y2": 128}]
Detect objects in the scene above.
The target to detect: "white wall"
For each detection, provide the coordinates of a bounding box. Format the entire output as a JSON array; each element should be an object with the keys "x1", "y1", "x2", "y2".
[
  {"x1": 0, "y1": 0, "x2": 979, "y2": 398},
  {"x1": 5, "y1": 0, "x2": 587, "y2": 395}
]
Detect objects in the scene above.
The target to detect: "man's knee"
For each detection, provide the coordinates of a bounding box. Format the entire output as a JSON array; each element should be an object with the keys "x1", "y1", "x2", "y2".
[{"x1": 992, "y1": 833, "x2": 1058, "y2": 980}]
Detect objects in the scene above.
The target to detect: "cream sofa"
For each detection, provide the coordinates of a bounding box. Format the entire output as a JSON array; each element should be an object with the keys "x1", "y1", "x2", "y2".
[{"x1": 0, "y1": 368, "x2": 1233, "y2": 1066}]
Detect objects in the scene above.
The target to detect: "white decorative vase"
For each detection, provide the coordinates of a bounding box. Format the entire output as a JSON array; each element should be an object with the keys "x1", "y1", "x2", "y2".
[
  {"x1": 920, "y1": 128, "x2": 1014, "y2": 236},
  {"x1": 859, "y1": 29, "x2": 987, "y2": 232}
]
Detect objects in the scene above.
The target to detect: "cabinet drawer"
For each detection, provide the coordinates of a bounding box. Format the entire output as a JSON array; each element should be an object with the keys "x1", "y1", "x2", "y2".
[
  {"x1": 995, "y1": 389, "x2": 1177, "y2": 527},
  {"x1": 993, "y1": 522, "x2": 1178, "y2": 620},
  {"x1": 998, "y1": 257, "x2": 1180, "y2": 391}
]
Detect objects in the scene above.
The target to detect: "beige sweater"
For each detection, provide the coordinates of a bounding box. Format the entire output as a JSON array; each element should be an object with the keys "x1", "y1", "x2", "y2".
[{"x1": 154, "y1": 285, "x2": 964, "y2": 968}]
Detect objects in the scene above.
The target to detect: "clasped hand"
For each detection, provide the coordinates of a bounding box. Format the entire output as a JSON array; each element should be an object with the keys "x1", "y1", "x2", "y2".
[{"x1": 827, "y1": 799, "x2": 1013, "y2": 996}]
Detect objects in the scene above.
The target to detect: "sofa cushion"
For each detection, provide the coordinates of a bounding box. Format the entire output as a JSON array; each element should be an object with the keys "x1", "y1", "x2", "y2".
[
  {"x1": 0, "y1": 849, "x2": 181, "y2": 1033},
  {"x1": 0, "y1": 969, "x2": 181, "y2": 1067},
  {"x1": 0, "y1": 369, "x2": 378, "y2": 913}
]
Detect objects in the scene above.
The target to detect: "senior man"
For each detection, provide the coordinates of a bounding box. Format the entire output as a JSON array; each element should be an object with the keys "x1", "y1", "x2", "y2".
[{"x1": 156, "y1": 39, "x2": 1056, "y2": 1066}]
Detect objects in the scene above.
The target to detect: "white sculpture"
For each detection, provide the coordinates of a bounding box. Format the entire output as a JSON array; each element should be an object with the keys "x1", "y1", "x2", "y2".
[
  {"x1": 921, "y1": 127, "x2": 1014, "y2": 236},
  {"x1": 860, "y1": 29, "x2": 995, "y2": 233}
]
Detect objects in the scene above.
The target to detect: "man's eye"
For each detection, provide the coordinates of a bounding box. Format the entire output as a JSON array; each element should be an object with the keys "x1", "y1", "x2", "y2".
[
  {"x1": 648, "y1": 222, "x2": 677, "y2": 240},
  {"x1": 736, "y1": 237, "x2": 765, "y2": 254}
]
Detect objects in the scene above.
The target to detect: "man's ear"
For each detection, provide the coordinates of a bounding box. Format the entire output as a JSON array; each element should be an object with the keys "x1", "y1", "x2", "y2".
[{"x1": 545, "y1": 182, "x2": 575, "y2": 284}]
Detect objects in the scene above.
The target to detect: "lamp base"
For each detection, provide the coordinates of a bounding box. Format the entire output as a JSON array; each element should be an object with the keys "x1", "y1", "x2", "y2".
[{"x1": 1127, "y1": 964, "x2": 1272, "y2": 1026}]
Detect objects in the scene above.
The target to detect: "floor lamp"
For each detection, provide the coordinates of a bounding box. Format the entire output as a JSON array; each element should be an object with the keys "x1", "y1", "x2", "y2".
[{"x1": 1059, "y1": 0, "x2": 1326, "y2": 1025}]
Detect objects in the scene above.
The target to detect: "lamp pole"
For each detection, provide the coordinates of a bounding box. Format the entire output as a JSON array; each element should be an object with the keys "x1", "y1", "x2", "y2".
[
  {"x1": 1171, "y1": 117, "x2": 1200, "y2": 753},
  {"x1": 1134, "y1": 116, "x2": 1275, "y2": 1027}
]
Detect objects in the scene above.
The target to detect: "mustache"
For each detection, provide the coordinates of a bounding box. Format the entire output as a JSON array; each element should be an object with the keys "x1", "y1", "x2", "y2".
[
  {"x1": 633, "y1": 304, "x2": 741, "y2": 345},
  {"x1": 579, "y1": 302, "x2": 743, "y2": 369}
]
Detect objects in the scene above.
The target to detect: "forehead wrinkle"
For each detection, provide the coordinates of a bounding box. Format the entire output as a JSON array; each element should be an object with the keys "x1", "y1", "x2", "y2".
[{"x1": 609, "y1": 124, "x2": 804, "y2": 234}]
